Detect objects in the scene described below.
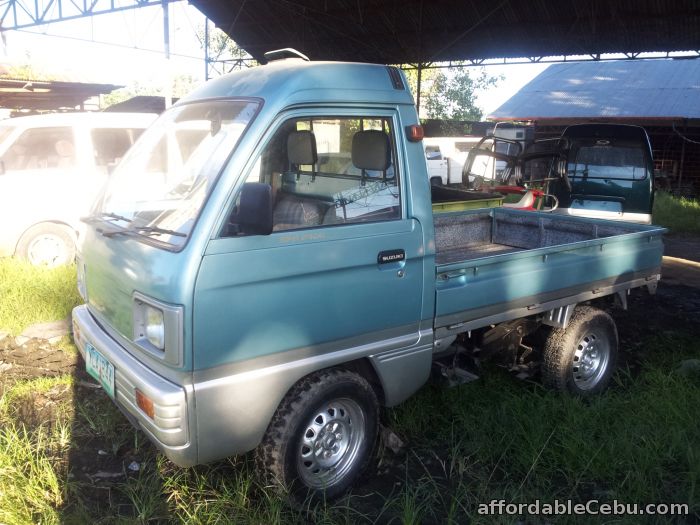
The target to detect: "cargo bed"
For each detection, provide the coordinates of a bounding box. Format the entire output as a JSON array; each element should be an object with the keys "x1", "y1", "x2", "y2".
[
  {"x1": 430, "y1": 185, "x2": 503, "y2": 213},
  {"x1": 433, "y1": 208, "x2": 665, "y2": 337}
]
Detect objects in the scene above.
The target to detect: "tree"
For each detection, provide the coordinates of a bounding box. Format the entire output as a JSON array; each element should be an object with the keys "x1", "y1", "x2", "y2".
[
  {"x1": 402, "y1": 64, "x2": 502, "y2": 121},
  {"x1": 102, "y1": 74, "x2": 200, "y2": 108},
  {"x1": 198, "y1": 24, "x2": 257, "y2": 76}
]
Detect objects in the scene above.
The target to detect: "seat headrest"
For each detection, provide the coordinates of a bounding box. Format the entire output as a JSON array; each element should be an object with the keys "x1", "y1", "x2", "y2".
[
  {"x1": 54, "y1": 139, "x2": 75, "y2": 158},
  {"x1": 352, "y1": 130, "x2": 390, "y2": 171},
  {"x1": 287, "y1": 130, "x2": 318, "y2": 166}
]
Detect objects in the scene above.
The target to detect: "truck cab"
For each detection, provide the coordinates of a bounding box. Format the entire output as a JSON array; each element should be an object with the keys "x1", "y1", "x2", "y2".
[{"x1": 548, "y1": 124, "x2": 655, "y2": 223}]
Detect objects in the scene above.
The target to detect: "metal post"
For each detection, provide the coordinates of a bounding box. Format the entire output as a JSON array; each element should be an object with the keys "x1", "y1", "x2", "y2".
[
  {"x1": 416, "y1": 63, "x2": 422, "y2": 118},
  {"x1": 162, "y1": 0, "x2": 172, "y2": 108},
  {"x1": 677, "y1": 120, "x2": 687, "y2": 193},
  {"x1": 204, "y1": 18, "x2": 210, "y2": 81}
]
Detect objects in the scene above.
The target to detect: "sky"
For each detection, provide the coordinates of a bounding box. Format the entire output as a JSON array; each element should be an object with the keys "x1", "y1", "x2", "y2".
[{"x1": 0, "y1": 2, "x2": 549, "y2": 116}]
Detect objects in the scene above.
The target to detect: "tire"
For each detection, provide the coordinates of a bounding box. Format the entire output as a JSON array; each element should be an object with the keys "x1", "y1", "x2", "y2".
[
  {"x1": 256, "y1": 368, "x2": 379, "y2": 503},
  {"x1": 15, "y1": 223, "x2": 76, "y2": 267},
  {"x1": 542, "y1": 306, "x2": 618, "y2": 396}
]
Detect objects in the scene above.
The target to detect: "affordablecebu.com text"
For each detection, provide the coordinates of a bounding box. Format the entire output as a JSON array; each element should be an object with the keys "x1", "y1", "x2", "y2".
[{"x1": 478, "y1": 499, "x2": 689, "y2": 517}]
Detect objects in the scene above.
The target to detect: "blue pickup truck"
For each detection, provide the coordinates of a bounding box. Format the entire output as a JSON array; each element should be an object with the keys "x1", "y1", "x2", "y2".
[{"x1": 72, "y1": 52, "x2": 665, "y2": 501}]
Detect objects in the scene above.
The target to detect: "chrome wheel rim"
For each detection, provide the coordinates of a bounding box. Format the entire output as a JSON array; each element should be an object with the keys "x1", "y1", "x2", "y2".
[
  {"x1": 572, "y1": 330, "x2": 611, "y2": 390},
  {"x1": 297, "y1": 398, "x2": 365, "y2": 489},
  {"x1": 27, "y1": 234, "x2": 68, "y2": 267}
]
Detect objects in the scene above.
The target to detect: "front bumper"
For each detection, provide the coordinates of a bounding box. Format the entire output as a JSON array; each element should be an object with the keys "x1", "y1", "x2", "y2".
[{"x1": 72, "y1": 304, "x2": 196, "y2": 466}]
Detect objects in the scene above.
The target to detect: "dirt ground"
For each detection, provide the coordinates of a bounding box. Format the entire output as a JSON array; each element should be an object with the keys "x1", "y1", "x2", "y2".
[{"x1": 0, "y1": 232, "x2": 699, "y2": 519}]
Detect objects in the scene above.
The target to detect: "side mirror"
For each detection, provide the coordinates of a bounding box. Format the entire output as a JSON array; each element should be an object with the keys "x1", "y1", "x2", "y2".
[{"x1": 234, "y1": 182, "x2": 273, "y2": 236}]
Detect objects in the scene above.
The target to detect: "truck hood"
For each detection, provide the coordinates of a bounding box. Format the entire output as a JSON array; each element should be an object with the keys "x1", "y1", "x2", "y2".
[{"x1": 80, "y1": 224, "x2": 198, "y2": 372}]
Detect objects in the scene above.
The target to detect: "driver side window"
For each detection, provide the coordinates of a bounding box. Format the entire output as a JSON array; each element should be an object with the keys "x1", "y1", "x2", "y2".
[{"x1": 226, "y1": 115, "x2": 401, "y2": 236}]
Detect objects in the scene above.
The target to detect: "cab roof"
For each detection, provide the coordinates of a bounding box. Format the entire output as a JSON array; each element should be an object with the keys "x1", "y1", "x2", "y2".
[{"x1": 180, "y1": 59, "x2": 414, "y2": 108}]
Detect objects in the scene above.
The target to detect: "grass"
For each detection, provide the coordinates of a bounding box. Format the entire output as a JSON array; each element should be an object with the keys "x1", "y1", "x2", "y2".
[
  {"x1": 0, "y1": 331, "x2": 697, "y2": 524},
  {"x1": 652, "y1": 191, "x2": 700, "y2": 233},
  {"x1": 0, "y1": 375, "x2": 73, "y2": 525},
  {"x1": 0, "y1": 258, "x2": 82, "y2": 335},
  {"x1": 390, "y1": 333, "x2": 700, "y2": 519},
  {"x1": 0, "y1": 257, "x2": 697, "y2": 523}
]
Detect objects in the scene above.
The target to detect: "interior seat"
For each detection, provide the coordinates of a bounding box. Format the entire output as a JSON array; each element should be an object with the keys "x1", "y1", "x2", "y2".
[{"x1": 273, "y1": 130, "x2": 328, "y2": 230}]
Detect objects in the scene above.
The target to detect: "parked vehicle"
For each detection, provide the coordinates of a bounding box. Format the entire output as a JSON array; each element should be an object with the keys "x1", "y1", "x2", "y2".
[
  {"x1": 71, "y1": 55, "x2": 665, "y2": 502},
  {"x1": 548, "y1": 124, "x2": 655, "y2": 224},
  {"x1": 424, "y1": 136, "x2": 481, "y2": 185},
  {"x1": 0, "y1": 112, "x2": 156, "y2": 266},
  {"x1": 465, "y1": 124, "x2": 655, "y2": 223}
]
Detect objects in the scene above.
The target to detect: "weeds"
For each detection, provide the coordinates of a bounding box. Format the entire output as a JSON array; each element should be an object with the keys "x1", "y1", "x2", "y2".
[
  {"x1": 652, "y1": 191, "x2": 700, "y2": 233},
  {"x1": 0, "y1": 376, "x2": 73, "y2": 525},
  {"x1": 1, "y1": 334, "x2": 698, "y2": 524},
  {"x1": 0, "y1": 270, "x2": 698, "y2": 523},
  {"x1": 0, "y1": 258, "x2": 81, "y2": 334}
]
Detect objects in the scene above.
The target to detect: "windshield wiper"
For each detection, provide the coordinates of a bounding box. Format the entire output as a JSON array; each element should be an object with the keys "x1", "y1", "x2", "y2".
[
  {"x1": 98, "y1": 225, "x2": 186, "y2": 238},
  {"x1": 81, "y1": 212, "x2": 133, "y2": 225},
  {"x1": 131, "y1": 226, "x2": 186, "y2": 238}
]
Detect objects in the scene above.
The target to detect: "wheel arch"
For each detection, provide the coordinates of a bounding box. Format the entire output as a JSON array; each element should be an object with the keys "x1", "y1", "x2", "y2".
[
  {"x1": 338, "y1": 357, "x2": 386, "y2": 406},
  {"x1": 14, "y1": 220, "x2": 77, "y2": 256}
]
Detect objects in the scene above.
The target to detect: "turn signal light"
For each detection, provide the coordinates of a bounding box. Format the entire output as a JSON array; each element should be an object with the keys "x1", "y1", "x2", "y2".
[
  {"x1": 406, "y1": 124, "x2": 424, "y2": 142},
  {"x1": 135, "y1": 388, "x2": 155, "y2": 420}
]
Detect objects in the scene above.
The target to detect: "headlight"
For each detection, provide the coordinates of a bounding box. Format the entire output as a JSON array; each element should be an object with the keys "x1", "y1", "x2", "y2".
[
  {"x1": 132, "y1": 293, "x2": 183, "y2": 365},
  {"x1": 144, "y1": 305, "x2": 165, "y2": 350}
]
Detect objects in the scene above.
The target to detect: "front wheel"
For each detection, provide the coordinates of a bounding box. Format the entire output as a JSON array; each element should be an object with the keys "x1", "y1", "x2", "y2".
[
  {"x1": 256, "y1": 368, "x2": 379, "y2": 502},
  {"x1": 542, "y1": 306, "x2": 619, "y2": 396}
]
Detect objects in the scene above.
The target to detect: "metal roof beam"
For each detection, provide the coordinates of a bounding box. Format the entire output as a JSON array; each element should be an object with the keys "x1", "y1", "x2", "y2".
[
  {"x1": 0, "y1": 0, "x2": 175, "y2": 30},
  {"x1": 399, "y1": 51, "x2": 700, "y2": 69}
]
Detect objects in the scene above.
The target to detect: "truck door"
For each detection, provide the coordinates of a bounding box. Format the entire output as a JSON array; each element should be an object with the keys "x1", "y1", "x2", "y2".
[{"x1": 194, "y1": 110, "x2": 425, "y2": 371}]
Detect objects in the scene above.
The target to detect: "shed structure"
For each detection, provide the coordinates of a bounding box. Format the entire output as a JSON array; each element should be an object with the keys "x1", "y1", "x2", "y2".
[
  {"x1": 192, "y1": 0, "x2": 700, "y2": 65},
  {"x1": 488, "y1": 60, "x2": 700, "y2": 196}
]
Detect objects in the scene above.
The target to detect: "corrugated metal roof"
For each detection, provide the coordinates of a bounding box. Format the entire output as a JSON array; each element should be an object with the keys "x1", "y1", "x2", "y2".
[
  {"x1": 0, "y1": 78, "x2": 121, "y2": 112},
  {"x1": 488, "y1": 59, "x2": 700, "y2": 121}
]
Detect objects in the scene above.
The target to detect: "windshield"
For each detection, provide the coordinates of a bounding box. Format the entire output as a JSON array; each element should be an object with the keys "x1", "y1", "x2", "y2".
[
  {"x1": 569, "y1": 142, "x2": 647, "y2": 181},
  {"x1": 97, "y1": 99, "x2": 260, "y2": 248}
]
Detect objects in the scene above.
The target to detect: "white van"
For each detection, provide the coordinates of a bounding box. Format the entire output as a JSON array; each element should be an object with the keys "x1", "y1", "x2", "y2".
[
  {"x1": 0, "y1": 112, "x2": 156, "y2": 266},
  {"x1": 424, "y1": 136, "x2": 481, "y2": 185}
]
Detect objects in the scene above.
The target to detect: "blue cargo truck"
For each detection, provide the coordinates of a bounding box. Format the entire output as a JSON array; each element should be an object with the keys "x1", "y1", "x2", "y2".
[{"x1": 72, "y1": 52, "x2": 664, "y2": 501}]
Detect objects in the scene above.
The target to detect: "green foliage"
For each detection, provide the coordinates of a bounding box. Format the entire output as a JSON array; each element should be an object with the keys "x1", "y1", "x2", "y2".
[
  {"x1": 652, "y1": 191, "x2": 700, "y2": 233},
  {"x1": 0, "y1": 424, "x2": 65, "y2": 525},
  {"x1": 402, "y1": 65, "x2": 502, "y2": 121},
  {"x1": 3, "y1": 62, "x2": 62, "y2": 82},
  {"x1": 102, "y1": 74, "x2": 201, "y2": 108},
  {"x1": 424, "y1": 68, "x2": 500, "y2": 121},
  {"x1": 202, "y1": 26, "x2": 253, "y2": 64},
  {"x1": 0, "y1": 376, "x2": 73, "y2": 525},
  {"x1": 0, "y1": 259, "x2": 81, "y2": 335}
]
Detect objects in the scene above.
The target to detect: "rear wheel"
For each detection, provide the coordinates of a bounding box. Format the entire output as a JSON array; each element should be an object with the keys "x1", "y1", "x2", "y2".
[
  {"x1": 16, "y1": 223, "x2": 76, "y2": 267},
  {"x1": 256, "y1": 368, "x2": 379, "y2": 503},
  {"x1": 542, "y1": 306, "x2": 618, "y2": 396}
]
